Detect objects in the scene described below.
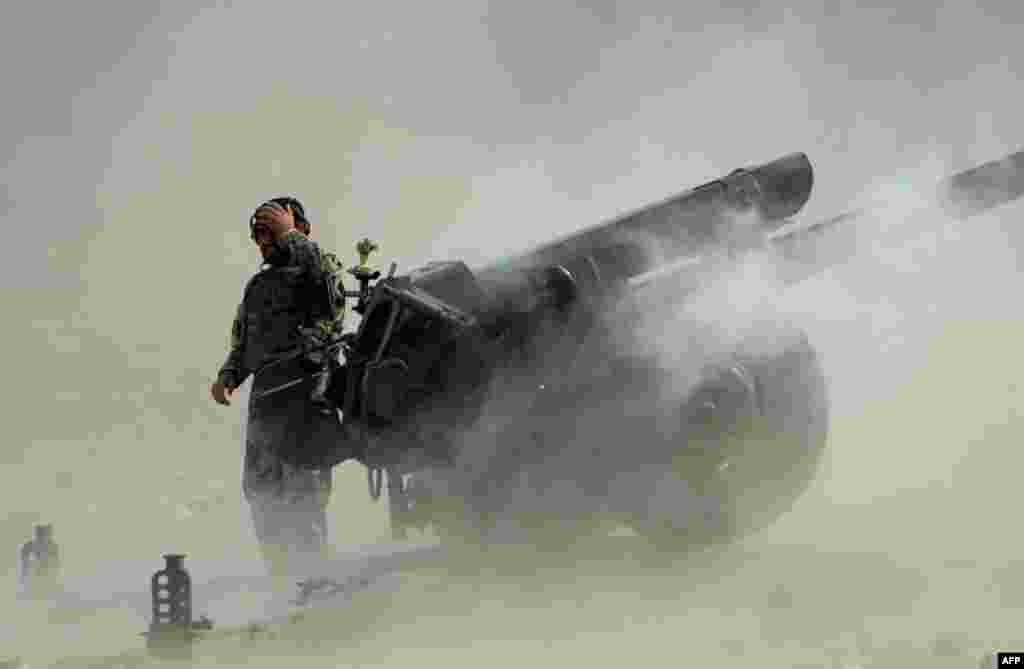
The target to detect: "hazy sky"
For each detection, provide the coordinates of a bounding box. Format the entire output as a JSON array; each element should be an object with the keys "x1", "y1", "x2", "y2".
[{"x1": 7, "y1": 1, "x2": 1023, "y2": 289}]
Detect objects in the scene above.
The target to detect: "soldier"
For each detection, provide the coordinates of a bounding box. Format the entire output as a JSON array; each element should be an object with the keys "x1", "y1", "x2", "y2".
[
  {"x1": 19, "y1": 524, "x2": 60, "y2": 597},
  {"x1": 210, "y1": 197, "x2": 351, "y2": 578}
]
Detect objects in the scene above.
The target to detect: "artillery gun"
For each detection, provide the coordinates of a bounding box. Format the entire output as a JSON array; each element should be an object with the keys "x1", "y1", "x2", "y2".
[{"x1": 279, "y1": 149, "x2": 1024, "y2": 551}]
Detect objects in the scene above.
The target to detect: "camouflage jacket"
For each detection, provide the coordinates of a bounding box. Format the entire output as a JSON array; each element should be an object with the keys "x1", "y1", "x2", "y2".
[{"x1": 217, "y1": 231, "x2": 346, "y2": 389}]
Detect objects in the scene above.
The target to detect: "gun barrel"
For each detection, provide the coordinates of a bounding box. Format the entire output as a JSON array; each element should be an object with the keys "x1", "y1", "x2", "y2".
[
  {"x1": 479, "y1": 152, "x2": 814, "y2": 285},
  {"x1": 770, "y1": 147, "x2": 1024, "y2": 286},
  {"x1": 940, "y1": 148, "x2": 1024, "y2": 218}
]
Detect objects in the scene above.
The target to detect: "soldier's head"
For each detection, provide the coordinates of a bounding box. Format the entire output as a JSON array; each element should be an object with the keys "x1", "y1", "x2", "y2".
[
  {"x1": 268, "y1": 196, "x2": 310, "y2": 236},
  {"x1": 249, "y1": 196, "x2": 309, "y2": 259}
]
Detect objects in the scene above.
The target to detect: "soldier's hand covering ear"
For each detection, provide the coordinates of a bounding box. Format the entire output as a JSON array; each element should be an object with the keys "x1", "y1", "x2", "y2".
[{"x1": 252, "y1": 201, "x2": 296, "y2": 241}]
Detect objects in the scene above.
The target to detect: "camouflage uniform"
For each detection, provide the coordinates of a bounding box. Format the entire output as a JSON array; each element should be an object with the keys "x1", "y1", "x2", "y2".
[{"x1": 217, "y1": 230, "x2": 351, "y2": 576}]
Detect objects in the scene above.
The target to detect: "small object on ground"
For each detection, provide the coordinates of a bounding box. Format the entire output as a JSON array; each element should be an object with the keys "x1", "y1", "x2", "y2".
[
  {"x1": 18, "y1": 524, "x2": 60, "y2": 597},
  {"x1": 143, "y1": 554, "x2": 214, "y2": 660}
]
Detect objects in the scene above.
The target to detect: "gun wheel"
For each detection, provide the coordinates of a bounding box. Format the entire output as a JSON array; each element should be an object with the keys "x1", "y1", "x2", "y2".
[{"x1": 630, "y1": 335, "x2": 829, "y2": 553}]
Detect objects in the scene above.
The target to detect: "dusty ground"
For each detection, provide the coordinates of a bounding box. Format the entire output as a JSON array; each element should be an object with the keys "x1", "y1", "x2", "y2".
[{"x1": 6, "y1": 316, "x2": 1024, "y2": 669}]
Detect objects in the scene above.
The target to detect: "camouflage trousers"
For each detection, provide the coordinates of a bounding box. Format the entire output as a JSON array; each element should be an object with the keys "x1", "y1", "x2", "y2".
[
  {"x1": 242, "y1": 443, "x2": 333, "y2": 577},
  {"x1": 242, "y1": 360, "x2": 352, "y2": 577}
]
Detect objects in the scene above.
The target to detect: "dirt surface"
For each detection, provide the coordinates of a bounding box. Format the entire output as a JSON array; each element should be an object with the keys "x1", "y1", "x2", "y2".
[{"x1": 15, "y1": 319, "x2": 1024, "y2": 668}]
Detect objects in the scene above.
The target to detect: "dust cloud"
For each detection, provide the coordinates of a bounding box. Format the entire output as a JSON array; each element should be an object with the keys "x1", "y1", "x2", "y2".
[{"x1": 3, "y1": 0, "x2": 1024, "y2": 667}]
